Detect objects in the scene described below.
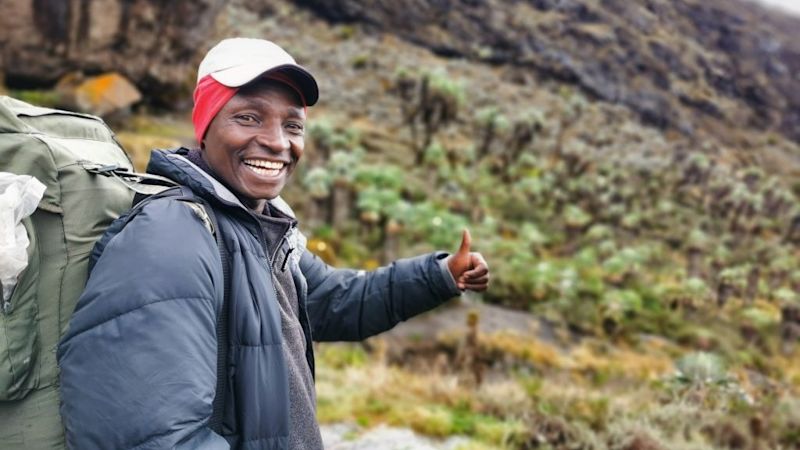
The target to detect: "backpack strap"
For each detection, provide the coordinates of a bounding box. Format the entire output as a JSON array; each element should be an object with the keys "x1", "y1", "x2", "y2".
[
  {"x1": 202, "y1": 198, "x2": 229, "y2": 435},
  {"x1": 81, "y1": 162, "x2": 181, "y2": 203}
]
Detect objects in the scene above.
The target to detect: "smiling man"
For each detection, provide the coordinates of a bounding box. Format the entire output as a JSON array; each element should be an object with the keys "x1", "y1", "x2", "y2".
[
  {"x1": 56, "y1": 38, "x2": 490, "y2": 450},
  {"x1": 201, "y1": 79, "x2": 307, "y2": 207}
]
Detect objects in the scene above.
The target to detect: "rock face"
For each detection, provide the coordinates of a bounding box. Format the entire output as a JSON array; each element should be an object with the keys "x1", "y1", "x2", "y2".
[
  {"x1": 294, "y1": 0, "x2": 800, "y2": 143},
  {"x1": 2, "y1": 0, "x2": 797, "y2": 144},
  {"x1": 0, "y1": 0, "x2": 225, "y2": 104}
]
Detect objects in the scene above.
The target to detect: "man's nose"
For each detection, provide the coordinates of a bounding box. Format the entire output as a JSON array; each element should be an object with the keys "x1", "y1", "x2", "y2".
[{"x1": 254, "y1": 125, "x2": 290, "y2": 153}]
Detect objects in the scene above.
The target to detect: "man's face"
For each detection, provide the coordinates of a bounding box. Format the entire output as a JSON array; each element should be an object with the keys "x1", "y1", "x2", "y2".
[{"x1": 202, "y1": 79, "x2": 306, "y2": 211}]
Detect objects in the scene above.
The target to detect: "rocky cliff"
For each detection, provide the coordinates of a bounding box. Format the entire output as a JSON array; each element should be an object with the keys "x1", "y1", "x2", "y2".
[
  {"x1": 295, "y1": 0, "x2": 800, "y2": 144},
  {"x1": 0, "y1": 0, "x2": 225, "y2": 105}
]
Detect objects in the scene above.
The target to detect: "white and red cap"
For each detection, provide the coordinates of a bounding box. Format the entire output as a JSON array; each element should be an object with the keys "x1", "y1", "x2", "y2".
[
  {"x1": 192, "y1": 38, "x2": 319, "y2": 144},
  {"x1": 197, "y1": 37, "x2": 319, "y2": 106}
]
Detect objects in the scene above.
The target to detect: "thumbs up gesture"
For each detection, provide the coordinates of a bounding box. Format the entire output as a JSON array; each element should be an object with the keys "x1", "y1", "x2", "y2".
[{"x1": 446, "y1": 229, "x2": 490, "y2": 292}]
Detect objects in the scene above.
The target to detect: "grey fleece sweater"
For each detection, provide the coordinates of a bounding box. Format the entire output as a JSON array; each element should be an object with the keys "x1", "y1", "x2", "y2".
[{"x1": 259, "y1": 210, "x2": 323, "y2": 449}]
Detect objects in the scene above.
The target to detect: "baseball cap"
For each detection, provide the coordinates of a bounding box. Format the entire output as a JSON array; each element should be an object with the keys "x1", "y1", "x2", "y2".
[{"x1": 197, "y1": 38, "x2": 319, "y2": 106}]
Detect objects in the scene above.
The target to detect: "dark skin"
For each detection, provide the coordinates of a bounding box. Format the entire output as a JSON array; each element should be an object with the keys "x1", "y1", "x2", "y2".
[
  {"x1": 202, "y1": 79, "x2": 306, "y2": 212},
  {"x1": 201, "y1": 77, "x2": 489, "y2": 290},
  {"x1": 448, "y1": 229, "x2": 490, "y2": 292}
]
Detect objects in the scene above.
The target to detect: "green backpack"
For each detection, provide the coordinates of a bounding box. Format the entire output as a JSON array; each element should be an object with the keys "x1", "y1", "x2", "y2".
[
  {"x1": 0, "y1": 96, "x2": 158, "y2": 448},
  {"x1": 0, "y1": 96, "x2": 227, "y2": 449}
]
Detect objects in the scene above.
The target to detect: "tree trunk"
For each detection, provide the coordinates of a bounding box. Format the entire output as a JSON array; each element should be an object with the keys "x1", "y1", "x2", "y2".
[
  {"x1": 687, "y1": 249, "x2": 703, "y2": 278},
  {"x1": 717, "y1": 282, "x2": 733, "y2": 306},
  {"x1": 744, "y1": 266, "x2": 760, "y2": 303},
  {"x1": 330, "y1": 182, "x2": 351, "y2": 228}
]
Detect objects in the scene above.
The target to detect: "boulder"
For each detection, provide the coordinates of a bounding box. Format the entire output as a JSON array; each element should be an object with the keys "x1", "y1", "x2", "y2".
[{"x1": 56, "y1": 72, "x2": 141, "y2": 116}]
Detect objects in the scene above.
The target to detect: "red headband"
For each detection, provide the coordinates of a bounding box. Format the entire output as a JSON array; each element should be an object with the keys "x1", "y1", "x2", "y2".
[
  {"x1": 192, "y1": 74, "x2": 309, "y2": 146},
  {"x1": 192, "y1": 75, "x2": 237, "y2": 145}
]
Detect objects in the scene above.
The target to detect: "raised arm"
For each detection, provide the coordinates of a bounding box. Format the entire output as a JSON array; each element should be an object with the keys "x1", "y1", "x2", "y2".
[
  {"x1": 300, "y1": 249, "x2": 461, "y2": 342},
  {"x1": 57, "y1": 199, "x2": 228, "y2": 450}
]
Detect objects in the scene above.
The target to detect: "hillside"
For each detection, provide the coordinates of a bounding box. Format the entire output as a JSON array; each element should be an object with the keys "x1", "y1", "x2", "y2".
[
  {"x1": 3, "y1": 0, "x2": 798, "y2": 169},
  {"x1": 2, "y1": 0, "x2": 800, "y2": 448},
  {"x1": 218, "y1": 2, "x2": 800, "y2": 448},
  {"x1": 298, "y1": 0, "x2": 800, "y2": 144}
]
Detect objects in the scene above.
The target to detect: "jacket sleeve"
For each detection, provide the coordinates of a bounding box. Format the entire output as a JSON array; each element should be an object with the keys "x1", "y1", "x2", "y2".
[
  {"x1": 300, "y1": 249, "x2": 461, "y2": 342},
  {"x1": 57, "y1": 199, "x2": 228, "y2": 450}
]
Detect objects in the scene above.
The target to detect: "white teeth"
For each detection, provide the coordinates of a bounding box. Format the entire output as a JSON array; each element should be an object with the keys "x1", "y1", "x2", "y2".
[
  {"x1": 244, "y1": 159, "x2": 284, "y2": 169},
  {"x1": 247, "y1": 166, "x2": 281, "y2": 177}
]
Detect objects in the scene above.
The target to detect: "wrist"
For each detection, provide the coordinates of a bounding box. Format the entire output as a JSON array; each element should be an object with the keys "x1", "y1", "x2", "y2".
[{"x1": 437, "y1": 253, "x2": 461, "y2": 295}]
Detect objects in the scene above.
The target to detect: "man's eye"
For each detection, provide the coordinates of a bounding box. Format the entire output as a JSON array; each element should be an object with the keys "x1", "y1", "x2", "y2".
[
  {"x1": 286, "y1": 123, "x2": 305, "y2": 134},
  {"x1": 236, "y1": 114, "x2": 258, "y2": 123}
]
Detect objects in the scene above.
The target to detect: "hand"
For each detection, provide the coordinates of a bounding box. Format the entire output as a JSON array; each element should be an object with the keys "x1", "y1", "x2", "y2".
[{"x1": 446, "y1": 229, "x2": 490, "y2": 292}]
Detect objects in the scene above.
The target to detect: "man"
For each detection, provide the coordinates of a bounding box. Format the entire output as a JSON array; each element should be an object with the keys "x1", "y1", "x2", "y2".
[{"x1": 57, "y1": 38, "x2": 489, "y2": 450}]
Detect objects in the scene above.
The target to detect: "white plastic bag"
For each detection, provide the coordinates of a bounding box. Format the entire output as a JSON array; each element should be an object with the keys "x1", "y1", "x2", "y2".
[{"x1": 0, "y1": 173, "x2": 45, "y2": 306}]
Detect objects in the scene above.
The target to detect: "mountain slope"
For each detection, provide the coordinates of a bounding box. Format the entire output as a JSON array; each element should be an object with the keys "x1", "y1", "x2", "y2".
[{"x1": 294, "y1": 0, "x2": 800, "y2": 147}]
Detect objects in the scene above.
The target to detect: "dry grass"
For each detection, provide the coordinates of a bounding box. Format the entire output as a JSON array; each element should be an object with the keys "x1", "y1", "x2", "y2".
[{"x1": 315, "y1": 340, "x2": 800, "y2": 449}]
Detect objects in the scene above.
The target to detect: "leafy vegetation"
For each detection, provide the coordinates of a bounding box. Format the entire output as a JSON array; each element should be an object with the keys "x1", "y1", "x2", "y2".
[
  {"x1": 289, "y1": 68, "x2": 800, "y2": 448},
  {"x1": 294, "y1": 68, "x2": 800, "y2": 352}
]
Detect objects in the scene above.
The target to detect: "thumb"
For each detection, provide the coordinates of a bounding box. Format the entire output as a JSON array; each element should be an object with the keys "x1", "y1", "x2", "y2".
[
  {"x1": 447, "y1": 228, "x2": 472, "y2": 289},
  {"x1": 448, "y1": 229, "x2": 473, "y2": 289},
  {"x1": 448, "y1": 229, "x2": 473, "y2": 287},
  {"x1": 456, "y1": 228, "x2": 472, "y2": 257}
]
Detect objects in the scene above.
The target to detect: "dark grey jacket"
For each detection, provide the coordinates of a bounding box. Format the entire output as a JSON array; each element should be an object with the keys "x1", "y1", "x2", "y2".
[{"x1": 57, "y1": 148, "x2": 460, "y2": 450}]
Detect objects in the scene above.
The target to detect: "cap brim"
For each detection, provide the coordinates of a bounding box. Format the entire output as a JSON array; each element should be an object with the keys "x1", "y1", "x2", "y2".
[{"x1": 211, "y1": 63, "x2": 319, "y2": 106}]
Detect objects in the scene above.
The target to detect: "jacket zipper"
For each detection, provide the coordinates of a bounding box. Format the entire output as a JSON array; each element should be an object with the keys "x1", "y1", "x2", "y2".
[{"x1": 252, "y1": 214, "x2": 291, "y2": 313}]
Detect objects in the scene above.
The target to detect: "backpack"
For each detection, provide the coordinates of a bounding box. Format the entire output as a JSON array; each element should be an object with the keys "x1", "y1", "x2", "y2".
[{"x1": 0, "y1": 96, "x2": 228, "y2": 448}]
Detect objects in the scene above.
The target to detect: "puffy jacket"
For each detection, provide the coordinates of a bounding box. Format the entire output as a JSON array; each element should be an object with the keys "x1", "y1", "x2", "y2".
[{"x1": 57, "y1": 148, "x2": 460, "y2": 450}]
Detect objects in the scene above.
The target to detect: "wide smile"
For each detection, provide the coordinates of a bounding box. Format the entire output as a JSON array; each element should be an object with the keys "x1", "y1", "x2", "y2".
[{"x1": 242, "y1": 158, "x2": 287, "y2": 178}]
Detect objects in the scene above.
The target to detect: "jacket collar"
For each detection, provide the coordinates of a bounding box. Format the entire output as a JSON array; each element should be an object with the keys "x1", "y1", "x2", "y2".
[{"x1": 146, "y1": 147, "x2": 298, "y2": 221}]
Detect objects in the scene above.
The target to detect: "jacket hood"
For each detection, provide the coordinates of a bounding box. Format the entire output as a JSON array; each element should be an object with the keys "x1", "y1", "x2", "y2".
[{"x1": 146, "y1": 147, "x2": 298, "y2": 219}]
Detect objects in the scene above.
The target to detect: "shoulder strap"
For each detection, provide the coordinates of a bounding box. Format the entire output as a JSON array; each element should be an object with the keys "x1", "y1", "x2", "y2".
[{"x1": 198, "y1": 197, "x2": 229, "y2": 435}]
